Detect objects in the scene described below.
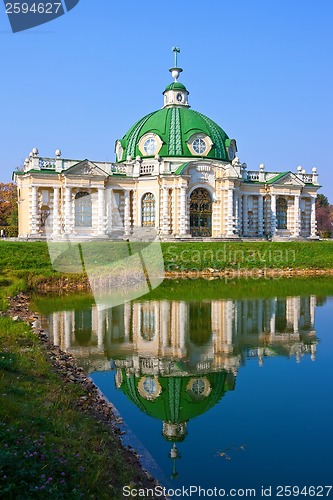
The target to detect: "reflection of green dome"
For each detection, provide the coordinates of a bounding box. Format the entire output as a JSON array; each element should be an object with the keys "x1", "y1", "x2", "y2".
[
  {"x1": 117, "y1": 108, "x2": 231, "y2": 162},
  {"x1": 117, "y1": 370, "x2": 235, "y2": 432}
]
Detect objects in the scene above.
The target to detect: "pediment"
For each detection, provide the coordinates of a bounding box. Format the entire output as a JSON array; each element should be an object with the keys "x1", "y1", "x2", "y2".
[
  {"x1": 64, "y1": 160, "x2": 108, "y2": 178},
  {"x1": 270, "y1": 172, "x2": 304, "y2": 187}
]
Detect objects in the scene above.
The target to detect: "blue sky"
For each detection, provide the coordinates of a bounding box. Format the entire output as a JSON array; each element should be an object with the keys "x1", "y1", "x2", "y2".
[{"x1": 1, "y1": 0, "x2": 332, "y2": 200}]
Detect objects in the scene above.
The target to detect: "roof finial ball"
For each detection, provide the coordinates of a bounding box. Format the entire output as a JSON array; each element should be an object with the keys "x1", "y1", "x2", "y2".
[
  {"x1": 55, "y1": 149, "x2": 62, "y2": 157},
  {"x1": 170, "y1": 46, "x2": 183, "y2": 82}
]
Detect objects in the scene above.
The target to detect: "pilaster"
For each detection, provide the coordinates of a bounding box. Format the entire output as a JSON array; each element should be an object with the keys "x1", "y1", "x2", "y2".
[
  {"x1": 270, "y1": 194, "x2": 277, "y2": 236},
  {"x1": 257, "y1": 194, "x2": 264, "y2": 236},
  {"x1": 310, "y1": 196, "x2": 317, "y2": 238},
  {"x1": 179, "y1": 187, "x2": 187, "y2": 236},
  {"x1": 226, "y1": 188, "x2": 234, "y2": 236},
  {"x1": 294, "y1": 194, "x2": 300, "y2": 237},
  {"x1": 30, "y1": 186, "x2": 39, "y2": 235},
  {"x1": 124, "y1": 190, "x2": 131, "y2": 237},
  {"x1": 52, "y1": 187, "x2": 61, "y2": 236},
  {"x1": 97, "y1": 187, "x2": 106, "y2": 236},
  {"x1": 64, "y1": 187, "x2": 72, "y2": 235},
  {"x1": 162, "y1": 186, "x2": 170, "y2": 235},
  {"x1": 243, "y1": 194, "x2": 248, "y2": 236}
]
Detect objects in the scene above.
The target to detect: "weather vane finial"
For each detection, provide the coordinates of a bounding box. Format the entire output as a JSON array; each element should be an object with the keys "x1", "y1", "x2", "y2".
[
  {"x1": 170, "y1": 47, "x2": 182, "y2": 81},
  {"x1": 172, "y1": 46, "x2": 180, "y2": 67}
]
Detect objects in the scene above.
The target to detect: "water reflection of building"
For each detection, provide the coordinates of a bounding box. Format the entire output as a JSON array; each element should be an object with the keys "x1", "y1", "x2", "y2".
[
  {"x1": 44, "y1": 295, "x2": 317, "y2": 477},
  {"x1": 45, "y1": 295, "x2": 317, "y2": 373}
]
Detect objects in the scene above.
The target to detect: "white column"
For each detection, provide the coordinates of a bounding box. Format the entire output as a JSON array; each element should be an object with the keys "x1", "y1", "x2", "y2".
[
  {"x1": 178, "y1": 302, "x2": 186, "y2": 352},
  {"x1": 270, "y1": 298, "x2": 276, "y2": 336},
  {"x1": 64, "y1": 310, "x2": 72, "y2": 349},
  {"x1": 293, "y1": 297, "x2": 300, "y2": 333},
  {"x1": 238, "y1": 193, "x2": 243, "y2": 234},
  {"x1": 31, "y1": 186, "x2": 39, "y2": 235},
  {"x1": 64, "y1": 187, "x2": 72, "y2": 234},
  {"x1": 97, "y1": 187, "x2": 106, "y2": 236},
  {"x1": 294, "y1": 194, "x2": 300, "y2": 237},
  {"x1": 226, "y1": 188, "x2": 234, "y2": 236},
  {"x1": 225, "y1": 300, "x2": 233, "y2": 345},
  {"x1": 131, "y1": 190, "x2": 137, "y2": 229},
  {"x1": 160, "y1": 301, "x2": 169, "y2": 351},
  {"x1": 234, "y1": 191, "x2": 239, "y2": 235},
  {"x1": 124, "y1": 190, "x2": 131, "y2": 236},
  {"x1": 243, "y1": 194, "x2": 248, "y2": 236},
  {"x1": 124, "y1": 302, "x2": 131, "y2": 343},
  {"x1": 179, "y1": 187, "x2": 187, "y2": 236},
  {"x1": 310, "y1": 196, "x2": 317, "y2": 238},
  {"x1": 52, "y1": 187, "x2": 61, "y2": 236},
  {"x1": 52, "y1": 313, "x2": 60, "y2": 346},
  {"x1": 106, "y1": 188, "x2": 113, "y2": 234},
  {"x1": 162, "y1": 186, "x2": 170, "y2": 235},
  {"x1": 257, "y1": 300, "x2": 263, "y2": 334},
  {"x1": 258, "y1": 194, "x2": 264, "y2": 236},
  {"x1": 97, "y1": 308, "x2": 106, "y2": 349},
  {"x1": 270, "y1": 193, "x2": 277, "y2": 236},
  {"x1": 310, "y1": 295, "x2": 316, "y2": 327}
]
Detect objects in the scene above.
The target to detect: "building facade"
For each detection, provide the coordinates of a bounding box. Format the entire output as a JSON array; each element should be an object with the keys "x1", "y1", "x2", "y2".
[{"x1": 14, "y1": 63, "x2": 320, "y2": 240}]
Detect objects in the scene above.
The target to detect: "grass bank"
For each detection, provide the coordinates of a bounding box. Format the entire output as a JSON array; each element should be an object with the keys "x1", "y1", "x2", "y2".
[
  {"x1": 0, "y1": 240, "x2": 333, "y2": 293},
  {"x1": 162, "y1": 240, "x2": 333, "y2": 272}
]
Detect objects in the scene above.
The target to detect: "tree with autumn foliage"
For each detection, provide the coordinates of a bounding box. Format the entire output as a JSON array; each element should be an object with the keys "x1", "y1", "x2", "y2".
[
  {"x1": 0, "y1": 182, "x2": 18, "y2": 236},
  {"x1": 316, "y1": 194, "x2": 333, "y2": 238}
]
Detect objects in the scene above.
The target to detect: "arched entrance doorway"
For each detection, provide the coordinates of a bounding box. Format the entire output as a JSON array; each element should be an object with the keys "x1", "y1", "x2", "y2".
[{"x1": 190, "y1": 188, "x2": 213, "y2": 237}]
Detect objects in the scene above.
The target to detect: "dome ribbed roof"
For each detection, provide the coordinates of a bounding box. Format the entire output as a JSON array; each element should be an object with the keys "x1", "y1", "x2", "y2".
[
  {"x1": 117, "y1": 106, "x2": 232, "y2": 162},
  {"x1": 118, "y1": 371, "x2": 233, "y2": 423}
]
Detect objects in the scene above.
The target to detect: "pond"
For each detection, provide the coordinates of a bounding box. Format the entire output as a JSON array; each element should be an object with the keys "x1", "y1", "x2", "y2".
[{"x1": 36, "y1": 278, "x2": 333, "y2": 495}]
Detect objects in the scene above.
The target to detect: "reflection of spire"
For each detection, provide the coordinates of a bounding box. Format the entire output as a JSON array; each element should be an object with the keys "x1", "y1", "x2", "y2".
[{"x1": 169, "y1": 443, "x2": 181, "y2": 480}]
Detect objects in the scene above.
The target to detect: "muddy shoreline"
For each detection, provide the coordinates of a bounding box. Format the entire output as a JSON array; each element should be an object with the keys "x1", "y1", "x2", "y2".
[{"x1": 30, "y1": 267, "x2": 333, "y2": 293}]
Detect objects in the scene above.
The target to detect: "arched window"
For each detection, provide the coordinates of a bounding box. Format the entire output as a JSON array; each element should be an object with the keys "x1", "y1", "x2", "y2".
[
  {"x1": 276, "y1": 198, "x2": 287, "y2": 229},
  {"x1": 141, "y1": 193, "x2": 155, "y2": 227},
  {"x1": 75, "y1": 192, "x2": 92, "y2": 227}
]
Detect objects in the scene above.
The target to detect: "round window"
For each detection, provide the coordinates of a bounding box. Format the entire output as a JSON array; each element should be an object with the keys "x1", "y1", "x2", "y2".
[
  {"x1": 192, "y1": 137, "x2": 207, "y2": 154},
  {"x1": 142, "y1": 378, "x2": 157, "y2": 395},
  {"x1": 143, "y1": 137, "x2": 157, "y2": 155},
  {"x1": 191, "y1": 378, "x2": 206, "y2": 395}
]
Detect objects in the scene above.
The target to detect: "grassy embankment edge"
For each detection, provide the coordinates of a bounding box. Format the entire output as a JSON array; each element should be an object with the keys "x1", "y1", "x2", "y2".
[{"x1": 1, "y1": 240, "x2": 333, "y2": 297}]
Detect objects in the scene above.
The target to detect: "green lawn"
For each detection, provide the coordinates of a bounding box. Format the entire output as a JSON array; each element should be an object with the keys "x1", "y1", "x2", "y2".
[{"x1": 0, "y1": 240, "x2": 333, "y2": 276}]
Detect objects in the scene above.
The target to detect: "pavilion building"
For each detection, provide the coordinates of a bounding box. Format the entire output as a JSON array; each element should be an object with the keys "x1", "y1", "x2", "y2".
[{"x1": 14, "y1": 54, "x2": 320, "y2": 240}]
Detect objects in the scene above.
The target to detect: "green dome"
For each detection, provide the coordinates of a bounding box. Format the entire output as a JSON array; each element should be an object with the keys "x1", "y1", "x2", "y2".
[
  {"x1": 164, "y1": 82, "x2": 187, "y2": 91},
  {"x1": 118, "y1": 371, "x2": 235, "y2": 424},
  {"x1": 116, "y1": 106, "x2": 233, "y2": 162}
]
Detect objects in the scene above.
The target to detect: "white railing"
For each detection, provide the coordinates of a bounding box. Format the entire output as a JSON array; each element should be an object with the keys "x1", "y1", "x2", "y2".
[
  {"x1": 39, "y1": 158, "x2": 56, "y2": 169},
  {"x1": 298, "y1": 173, "x2": 314, "y2": 183},
  {"x1": 111, "y1": 165, "x2": 127, "y2": 174},
  {"x1": 247, "y1": 171, "x2": 259, "y2": 181},
  {"x1": 140, "y1": 164, "x2": 155, "y2": 175}
]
